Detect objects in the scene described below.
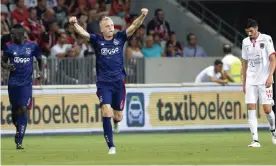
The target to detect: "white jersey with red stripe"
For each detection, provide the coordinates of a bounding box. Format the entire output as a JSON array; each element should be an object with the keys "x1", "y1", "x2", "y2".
[{"x1": 242, "y1": 33, "x2": 275, "y2": 85}]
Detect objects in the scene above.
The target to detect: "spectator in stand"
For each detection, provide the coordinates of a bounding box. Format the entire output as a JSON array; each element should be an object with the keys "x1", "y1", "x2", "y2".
[
  {"x1": 50, "y1": 32, "x2": 72, "y2": 58},
  {"x1": 79, "y1": 15, "x2": 88, "y2": 31},
  {"x1": 39, "y1": 20, "x2": 59, "y2": 56},
  {"x1": 64, "y1": 22, "x2": 77, "y2": 45},
  {"x1": 1, "y1": 0, "x2": 11, "y2": 22},
  {"x1": 183, "y1": 33, "x2": 207, "y2": 57},
  {"x1": 221, "y1": 44, "x2": 242, "y2": 83},
  {"x1": 35, "y1": 0, "x2": 47, "y2": 19},
  {"x1": 25, "y1": 0, "x2": 38, "y2": 8},
  {"x1": 22, "y1": 7, "x2": 45, "y2": 43},
  {"x1": 125, "y1": 14, "x2": 138, "y2": 29},
  {"x1": 126, "y1": 36, "x2": 143, "y2": 58},
  {"x1": 46, "y1": 0, "x2": 57, "y2": 8},
  {"x1": 165, "y1": 41, "x2": 181, "y2": 57},
  {"x1": 135, "y1": 24, "x2": 146, "y2": 48},
  {"x1": 76, "y1": 34, "x2": 94, "y2": 58},
  {"x1": 109, "y1": 0, "x2": 127, "y2": 18},
  {"x1": 11, "y1": 0, "x2": 28, "y2": 24},
  {"x1": 147, "y1": 8, "x2": 171, "y2": 40},
  {"x1": 97, "y1": 0, "x2": 110, "y2": 17},
  {"x1": 53, "y1": 0, "x2": 68, "y2": 28},
  {"x1": 153, "y1": 32, "x2": 166, "y2": 50},
  {"x1": 64, "y1": 0, "x2": 76, "y2": 16},
  {"x1": 43, "y1": 8, "x2": 56, "y2": 30},
  {"x1": 169, "y1": 31, "x2": 183, "y2": 56},
  {"x1": 1, "y1": 11, "x2": 10, "y2": 36},
  {"x1": 195, "y1": 59, "x2": 228, "y2": 85},
  {"x1": 142, "y1": 35, "x2": 164, "y2": 58}
]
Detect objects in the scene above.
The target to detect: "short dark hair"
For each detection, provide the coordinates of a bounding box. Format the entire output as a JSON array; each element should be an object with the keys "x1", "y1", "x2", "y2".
[
  {"x1": 57, "y1": 32, "x2": 67, "y2": 39},
  {"x1": 214, "y1": 59, "x2": 223, "y2": 66},
  {"x1": 223, "y1": 44, "x2": 231, "y2": 54},
  {"x1": 155, "y1": 8, "x2": 163, "y2": 16},
  {"x1": 245, "y1": 19, "x2": 258, "y2": 29},
  {"x1": 169, "y1": 31, "x2": 176, "y2": 36},
  {"x1": 28, "y1": 7, "x2": 36, "y2": 13},
  {"x1": 12, "y1": 24, "x2": 24, "y2": 30},
  {"x1": 186, "y1": 33, "x2": 195, "y2": 41}
]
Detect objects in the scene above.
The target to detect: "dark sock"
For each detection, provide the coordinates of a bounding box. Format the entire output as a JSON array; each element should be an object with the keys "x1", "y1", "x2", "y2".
[
  {"x1": 12, "y1": 111, "x2": 17, "y2": 127},
  {"x1": 103, "y1": 117, "x2": 114, "y2": 148},
  {"x1": 17, "y1": 113, "x2": 27, "y2": 144}
]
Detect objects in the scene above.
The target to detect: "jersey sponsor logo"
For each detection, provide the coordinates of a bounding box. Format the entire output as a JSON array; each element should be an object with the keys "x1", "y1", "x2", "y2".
[
  {"x1": 14, "y1": 57, "x2": 31, "y2": 63},
  {"x1": 249, "y1": 55, "x2": 262, "y2": 67},
  {"x1": 101, "y1": 47, "x2": 119, "y2": 55}
]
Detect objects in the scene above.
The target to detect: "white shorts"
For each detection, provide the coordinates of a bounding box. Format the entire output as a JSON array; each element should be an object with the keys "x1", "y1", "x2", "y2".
[{"x1": 245, "y1": 84, "x2": 274, "y2": 105}]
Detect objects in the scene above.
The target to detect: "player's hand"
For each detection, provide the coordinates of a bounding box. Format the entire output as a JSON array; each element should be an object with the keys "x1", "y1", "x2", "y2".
[
  {"x1": 141, "y1": 8, "x2": 149, "y2": 16},
  {"x1": 266, "y1": 76, "x2": 273, "y2": 88},
  {"x1": 8, "y1": 64, "x2": 15, "y2": 72},
  {"x1": 69, "y1": 16, "x2": 78, "y2": 24},
  {"x1": 36, "y1": 71, "x2": 43, "y2": 80},
  {"x1": 242, "y1": 84, "x2": 246, "y2": 94}
]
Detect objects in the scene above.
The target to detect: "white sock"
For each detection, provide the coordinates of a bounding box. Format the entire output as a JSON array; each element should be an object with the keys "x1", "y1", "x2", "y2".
[
  {"x1": 266, "y1": 110, "x2": 275, "y2": 131},
  {"x1": 248, "y1": 110, "x2": 258, "y2": 141}
]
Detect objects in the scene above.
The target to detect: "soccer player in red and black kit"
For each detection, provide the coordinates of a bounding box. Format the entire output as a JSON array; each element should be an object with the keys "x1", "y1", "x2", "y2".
[
  {"x1": 69, "y1": 8, "x2": 148, "y2": 154},
  {"x1": 1, "y1": 24, "x2": 43, "y2": 149}
]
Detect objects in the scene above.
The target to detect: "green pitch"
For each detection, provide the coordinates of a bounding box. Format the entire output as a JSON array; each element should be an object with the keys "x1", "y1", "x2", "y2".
[{"x1": 1, "y1": 131, "x2": 275, "y2": 165}]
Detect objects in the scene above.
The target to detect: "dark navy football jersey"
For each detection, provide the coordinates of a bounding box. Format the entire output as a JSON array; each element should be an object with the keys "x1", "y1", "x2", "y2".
[
  {"x1": 3, "y1": 40, "x2": 42, "y2": 87},
  {"x1": 90, "y1": 30, "x2": 128, "y2": 82}
]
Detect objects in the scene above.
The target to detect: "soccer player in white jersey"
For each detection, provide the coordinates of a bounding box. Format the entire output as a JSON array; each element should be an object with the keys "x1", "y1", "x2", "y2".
[{"x1": 241, "y1": 19, "x2": 276, "y2": 147}]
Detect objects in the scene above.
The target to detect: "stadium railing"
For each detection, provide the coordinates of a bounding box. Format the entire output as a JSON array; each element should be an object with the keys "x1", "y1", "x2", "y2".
[
  {"x1": 177, "y1": 0, "x2": 245, "y2": 48},
  {"x1": 1, "y1": 57, "x2": 145, "y2": 85}
]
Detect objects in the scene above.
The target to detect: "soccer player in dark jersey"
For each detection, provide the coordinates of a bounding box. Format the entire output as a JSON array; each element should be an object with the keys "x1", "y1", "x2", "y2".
[
  {"x1": 1, "y1": 24, "x2": 43, "y2": 150},
  {"x1": 69, "y1": 8, "x2": 148, "y2": 154}
]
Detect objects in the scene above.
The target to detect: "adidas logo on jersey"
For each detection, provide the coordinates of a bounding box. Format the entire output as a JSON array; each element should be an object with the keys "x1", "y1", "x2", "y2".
[
  {"x1": 101, "y1": 47, "x2": 119, "y2": 55},
  {"x1": 14, "y1": 57, "x2": 31, "y2": 63}
]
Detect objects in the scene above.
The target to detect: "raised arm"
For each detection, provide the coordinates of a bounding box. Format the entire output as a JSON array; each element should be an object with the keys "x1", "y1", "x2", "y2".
[
  {"x1": 69, "y1": 16, "x2": 90, "y2": 40},
  {"x1": 126, "y1": 8, "x2": 148, "y2": 37}
]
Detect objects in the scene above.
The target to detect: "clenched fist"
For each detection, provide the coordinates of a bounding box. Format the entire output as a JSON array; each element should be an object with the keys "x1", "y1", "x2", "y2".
[
  {"x1": 141, "y1": 8, "x2": 149, "y2": 16},
  {"x1": 69, "y1": 16, "x2": 78, "y2": 24}
]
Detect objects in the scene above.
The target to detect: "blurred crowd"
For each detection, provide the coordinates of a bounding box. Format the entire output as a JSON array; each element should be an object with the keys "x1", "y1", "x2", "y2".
[
  {"x1": 1, "y1": 0, "x2": 227, "y2": 85},
  {"x1": 1, "y1": 0, "x2": 209, "y2": 59}
]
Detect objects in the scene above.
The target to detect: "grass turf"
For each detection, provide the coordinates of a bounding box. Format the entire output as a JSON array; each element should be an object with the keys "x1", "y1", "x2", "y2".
[{"x1": 1, "y1": 131, "x2": 275, "y2": 165}]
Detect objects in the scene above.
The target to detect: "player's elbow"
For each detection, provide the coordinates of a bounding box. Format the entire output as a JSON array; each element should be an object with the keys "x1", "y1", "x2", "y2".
[{"x1": 269, "y1": 54, "x2": 276, "y2": 62}]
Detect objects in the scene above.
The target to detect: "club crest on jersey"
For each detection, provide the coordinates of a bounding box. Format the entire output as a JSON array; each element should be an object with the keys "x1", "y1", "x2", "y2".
[
  {"x1": 260, "y1": 43, "x2": 264, "y2": 49},
  {"x1": 113, "y1": 39, "x2": 120, "y2": 45},
  {"x1": 26, "y1": 48, "x2": 31, "y2": 55}
]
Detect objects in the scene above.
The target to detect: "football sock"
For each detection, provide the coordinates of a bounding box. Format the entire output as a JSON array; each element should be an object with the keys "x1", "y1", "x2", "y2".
[
  {"x1": 11, "y1": 108, "x2": 17, "y2": 127},
  {"x1": 103, "y1": 117, "x2": 114, "y2": 148},
  {"x1": 248, "y1": 110, "x2": 258, "y2": 141},
  {"x1": 266, "y1": 110, "x2": 275, "y2": 130},
  {"x1": 17, "y1": 112, "x2": 27, "y2": 144}
]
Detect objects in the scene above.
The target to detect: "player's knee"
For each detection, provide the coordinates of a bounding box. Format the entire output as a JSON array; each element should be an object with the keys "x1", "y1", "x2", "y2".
[
  {"x1": 101, "y1": 104, "x2": 113, "y2": 117},
  {"x1": 248, "y1": 104, "x2": 256, "y2": 110},
  {"x1": 18, "y1": 106, "x2": 28, "y2": 116},
  {"x1": 114, "y1": 111, "x2": 123, "y2": 122},
  {"x1": 263, "y1": 104, "x2": 271, "y2": 114}
]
